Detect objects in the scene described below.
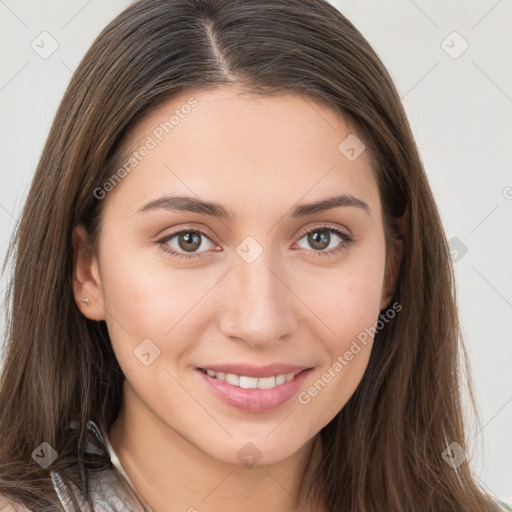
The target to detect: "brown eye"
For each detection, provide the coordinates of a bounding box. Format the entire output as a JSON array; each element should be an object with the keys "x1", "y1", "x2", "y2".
[
  {"x1": 159, "y1": 229, "x2": 215, "y2": 259},
  {"x1": 295, "y1": 226, "x2": 352, "y2": 257},
  {"x1": 176, "y1": 232, "x2": 202, "y2": 252},
  {"x1": 307, "y1": 230, "x2": 331, "y2": 251}
]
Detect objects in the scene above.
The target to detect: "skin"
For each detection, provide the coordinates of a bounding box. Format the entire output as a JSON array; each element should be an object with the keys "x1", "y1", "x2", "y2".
[{"x1": 72, "y1": 85, "x2": 401, "y2": 512}]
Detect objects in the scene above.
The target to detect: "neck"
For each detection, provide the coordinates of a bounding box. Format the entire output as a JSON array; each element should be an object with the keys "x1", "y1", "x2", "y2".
[{"x1": 108, "y1": 381, "x2": 325, "y2": 512}]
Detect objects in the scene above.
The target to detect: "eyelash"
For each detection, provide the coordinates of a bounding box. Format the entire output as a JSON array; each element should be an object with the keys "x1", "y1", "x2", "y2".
[{"x1": 157, "y1": 224, "x2": 353, "y2": 260}]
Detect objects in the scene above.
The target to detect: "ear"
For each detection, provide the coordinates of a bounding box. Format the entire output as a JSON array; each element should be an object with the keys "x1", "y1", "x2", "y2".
[
  {"x1": 72, "y1": 224, "x2": 105, "y2": 321},
  {"x1": 380, "y1": 209, "x2": 406, "y2": 310}
]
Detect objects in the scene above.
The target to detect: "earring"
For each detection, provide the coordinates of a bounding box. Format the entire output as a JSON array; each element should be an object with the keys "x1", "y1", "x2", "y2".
[{"x1": 81, "y1": 298, "x2": 91, "y2": 306}]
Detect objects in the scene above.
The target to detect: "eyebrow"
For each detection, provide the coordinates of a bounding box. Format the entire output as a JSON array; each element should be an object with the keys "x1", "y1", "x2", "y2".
[{"x1": 136, "y1": 193, "x2": 370, "y2": 220}]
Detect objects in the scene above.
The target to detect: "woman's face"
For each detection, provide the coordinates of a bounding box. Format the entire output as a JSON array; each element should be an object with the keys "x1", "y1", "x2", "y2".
[{"x1": 74, "y1": 85, "x2": 398, "y2": 466}]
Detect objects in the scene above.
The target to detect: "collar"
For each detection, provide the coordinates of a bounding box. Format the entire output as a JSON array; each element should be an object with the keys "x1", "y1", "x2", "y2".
[{"x1": 84, "y1": 419, "x2": 152, "y2": 509}]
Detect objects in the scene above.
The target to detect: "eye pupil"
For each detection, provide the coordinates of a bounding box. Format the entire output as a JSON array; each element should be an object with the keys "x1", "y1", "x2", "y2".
[
  {"x1": 178, "y1": 232, "x2": 201, "y2": 252},
  {"x1": 308, "y1": 230, "x2": 330, "y2": 250}
]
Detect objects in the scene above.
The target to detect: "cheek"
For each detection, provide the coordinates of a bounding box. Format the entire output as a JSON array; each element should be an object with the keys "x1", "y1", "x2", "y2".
[
  {"x1": 98, "y1": 239, "x2": 214, "y2": 370},
  {"x1": 294, "y1": 251, "x2": 385, "y2": 423},
  {"x1": 303, "y1": 251, "x2": 386, "y2": 345}
]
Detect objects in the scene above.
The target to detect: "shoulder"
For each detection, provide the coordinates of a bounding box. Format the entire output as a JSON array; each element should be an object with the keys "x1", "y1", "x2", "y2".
[{"x1": 0, "y1": 495, "x2": 32, "y2": 512}]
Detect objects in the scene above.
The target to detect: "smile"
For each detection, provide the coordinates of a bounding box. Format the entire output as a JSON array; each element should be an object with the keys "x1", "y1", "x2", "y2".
[
  {"x1": 201, "y1": 369, "x2": 297, "y2": 389},
  {"x1": 196, "y1": 366, "x2": 313, "y2": 413}
]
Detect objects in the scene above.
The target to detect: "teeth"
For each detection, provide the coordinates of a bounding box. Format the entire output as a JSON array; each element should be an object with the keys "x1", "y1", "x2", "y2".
[
  {"x1": 258, "y1": 376, "x2": 276, "y2": 389},
  {"x1": 275, "y1": 374, "x2": 286, "y2": 385},
  {"x1": 204, "y1": 369, "x2": 299, "y2": 389},
  {"x1": 239, "y1": 376, "x2": 259, "y2": 389},
  {"x1": 225, "y1": 373, "x2": 239, "y2": 386}
]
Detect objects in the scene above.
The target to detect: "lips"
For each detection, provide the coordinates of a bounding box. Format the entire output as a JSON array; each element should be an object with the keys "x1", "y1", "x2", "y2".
[{"x1": 196, "y1": 364, "x2": 313, "y2": 413}]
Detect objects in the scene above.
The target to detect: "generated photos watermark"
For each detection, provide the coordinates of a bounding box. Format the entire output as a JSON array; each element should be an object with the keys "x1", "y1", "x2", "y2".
[
  {"x1": 298, "y1": 301, "x2": 402, "y2": 405},
  {"x1": 93, "y1": 97, "x2": 198, "y2": 200}
]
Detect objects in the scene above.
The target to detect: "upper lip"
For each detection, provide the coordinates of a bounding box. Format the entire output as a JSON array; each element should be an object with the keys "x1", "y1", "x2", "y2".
[{"x1": 198, "y1": 363, "x2": 311, "y2": 378}]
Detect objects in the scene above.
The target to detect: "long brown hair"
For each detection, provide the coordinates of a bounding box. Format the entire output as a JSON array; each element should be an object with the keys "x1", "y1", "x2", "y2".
[{"x1": 0, "y1": 0, "x2": 502, "y2": 510}]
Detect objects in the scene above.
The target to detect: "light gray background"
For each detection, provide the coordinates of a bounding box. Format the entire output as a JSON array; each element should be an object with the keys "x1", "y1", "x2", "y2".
[{"x1": 1, "y1": 0, "x2": 510, "y2": 503}]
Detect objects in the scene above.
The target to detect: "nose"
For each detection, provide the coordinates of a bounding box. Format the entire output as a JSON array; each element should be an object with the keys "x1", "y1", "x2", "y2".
[{"x1": 217, "y1": 250, "x2": 299, "y2": 349}]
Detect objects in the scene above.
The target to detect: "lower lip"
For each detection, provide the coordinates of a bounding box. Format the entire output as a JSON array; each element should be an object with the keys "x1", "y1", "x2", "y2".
[{"x1": 196, "y1": 368, "x2": 312, "y2": 413}]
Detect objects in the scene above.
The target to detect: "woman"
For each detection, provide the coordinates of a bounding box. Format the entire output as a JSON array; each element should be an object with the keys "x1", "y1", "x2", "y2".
[{"x1": 0, "y1": 0, "x2": 507, "y2": 510}]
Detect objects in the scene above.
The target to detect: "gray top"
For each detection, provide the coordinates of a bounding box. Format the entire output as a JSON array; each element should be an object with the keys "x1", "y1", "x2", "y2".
[{"x1": 50, "y1": 420, "x2": 153, "y2": 511}]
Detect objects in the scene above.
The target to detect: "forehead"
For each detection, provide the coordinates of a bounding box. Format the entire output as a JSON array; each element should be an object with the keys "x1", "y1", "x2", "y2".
[{"x1": 102, "y1": 85, "x2": 380, "y2": 220}]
